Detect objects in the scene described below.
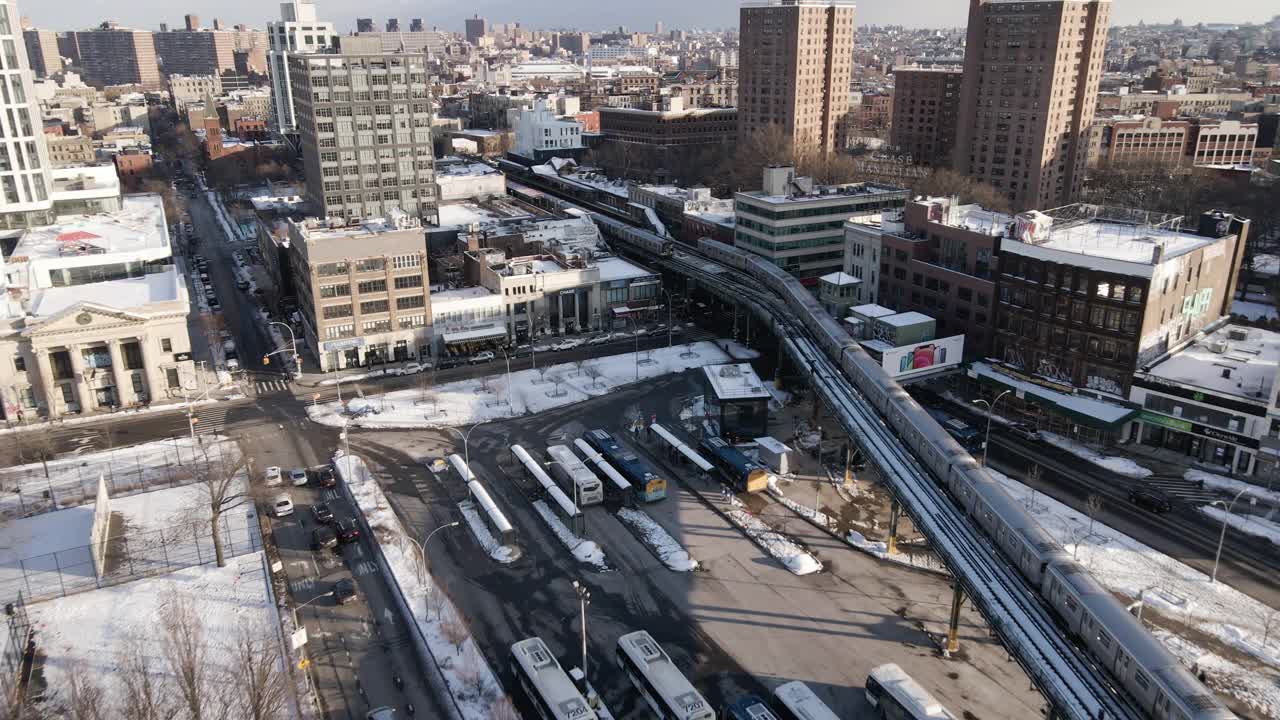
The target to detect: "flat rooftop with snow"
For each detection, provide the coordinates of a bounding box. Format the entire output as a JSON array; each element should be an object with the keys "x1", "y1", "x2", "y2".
[{"x1": 1139, "y1": 324, "x2": 1280, "y2": 404}]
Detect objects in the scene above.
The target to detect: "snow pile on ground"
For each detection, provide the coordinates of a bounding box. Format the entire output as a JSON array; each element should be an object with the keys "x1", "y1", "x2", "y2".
[
  {"x1": 318, "y1": 363, "x2": 430, "y2": 386},
  {"x1": 532, "y1": 500, "x2": 608, "y2": 569},
  {"x1": 616, "y1": 507, "x2": 697, "y2": 571},
  {"x1": 1154, "y1": 629, "x2": 1280, "y2": 719},
  {"x1": 988, "y1": 466, "x2": 1280, "y2": 703},
  {"x1": 724, "y1": 506, "x2": 822, "y2": 576},
  {"x1": 0, "y1": 435, "x2": 239, "y2": 518},
  {"x1": 334, "y1": 453, "x2": 513, "y2": 717},
  {"x1": 206, "y1": 192, "x2": 252, "y2": 243},
  {"x1": 678, "y1": 395, "x2": 707, "y2": 422},
  {"x1": 30, "y1": 551, "x2": 284, "y2": 716},
  {"x1": 1188, "y1": 469, "x2": 1280, "y2": 507},
  {"x1": 763, "y1": 380, "x2": 791, "y2": 409},
  {"x1": 458, "y1": 501, "x2": 518, "y2": 564},
  {"x1": 1201, "y1": 506, "x2": 1280, "y2": 546},
  {"x1": 308, "y1": 341, "x2": 755, "y2": 429},
  {"x1": 1040, "y1": 432, "x2": 1153, "y2": 478}
]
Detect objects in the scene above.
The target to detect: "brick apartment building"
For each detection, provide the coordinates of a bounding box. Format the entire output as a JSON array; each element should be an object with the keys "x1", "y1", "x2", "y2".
[{"x1": 890, "y1": 66, "x2": 962, "y2": 167}]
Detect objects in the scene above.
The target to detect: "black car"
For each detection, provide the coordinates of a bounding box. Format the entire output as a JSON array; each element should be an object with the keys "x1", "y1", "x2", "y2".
[
  {"x1": 311, "y1": 526, "x2": 338, "y2": 550},
  {"x1": 335, "y1": 518, "x2": 361, "y2": 544},
  {"x1": 1128, "y1": 487, "x2": 1173, "y2": 513},
  {"x1": 333, "y1": 578, "x2": 359, "y2": 605},
  {"x1": 315, "y1": 467, "x2": 337, "y2": 488},
  {"x1": 311, "y1": 502, "x2": 334, "y2": 524}
]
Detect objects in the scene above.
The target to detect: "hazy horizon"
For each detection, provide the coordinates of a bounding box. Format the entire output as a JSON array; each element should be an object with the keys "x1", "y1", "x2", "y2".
[{"x1": 23, "y1": 0, "x2": 1278, "y2": 35}]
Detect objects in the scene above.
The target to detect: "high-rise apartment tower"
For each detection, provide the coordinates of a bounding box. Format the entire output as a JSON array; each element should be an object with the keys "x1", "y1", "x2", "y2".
[
  {"x1": 267, "y1": 0, "x2": 336, "y2": 137},
  {"x1": 0, "y1": 0, "x2": 54, "y2": 228},
  {"x1": 952, "y1": 0, "x2": 1110, "y2": 211},
  {"x1": 737, "y1": 0, "x2": 856, "y2": 156}
]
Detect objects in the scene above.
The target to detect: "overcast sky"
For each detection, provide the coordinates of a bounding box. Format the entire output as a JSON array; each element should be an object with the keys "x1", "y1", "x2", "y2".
[{"x1": 25, "y1": 0, "x2": 1277, "y2": 35}]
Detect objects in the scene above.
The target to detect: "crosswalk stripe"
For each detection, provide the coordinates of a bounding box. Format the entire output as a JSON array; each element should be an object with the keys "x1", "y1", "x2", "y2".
[{"x1": 1142, "y1": 477, "x2": 1218, "y2": 505}]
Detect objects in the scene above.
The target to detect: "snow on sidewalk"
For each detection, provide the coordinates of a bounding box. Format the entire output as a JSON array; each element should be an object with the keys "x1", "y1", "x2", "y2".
[
  {"x1": 29, "y1": 551, "x2": 283, "y2": 716},
  {"x1": 1040, "y1": 431, "x2": 1153, "y2": 478},
  {"x1": 532, "y1": 500, "x2": 608, "y2": 569},
  {"x1": 1201, "y1": 506, "x2": 1280, "y2": 546},
  {"x1": 458, "y1": 501, "x2": 518, "y2": 564},
  {"x1": 1187, "y1": 468, "x2": 1280, "y2": 507},
  {"x1": 307, "y1": 341, "x2": 756, "y2": 429},
  {"x1": 1155, "y1": 629, "x2": 1280, "y2": 719},
  {"x1": 334, "y1": 453, "x2": 513, "y2": 718},
  {"x1": 723, "y1": 501, "x2": 822, "y2": 576},
  {"x1": 988, "y1": 466, "x2": 1280, "y2": 709},
  {"x1": 616, "y1": 507, "x2": 697, "y2": 571}
]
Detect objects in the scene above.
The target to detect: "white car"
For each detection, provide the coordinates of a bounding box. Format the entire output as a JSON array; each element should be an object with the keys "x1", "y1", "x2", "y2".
[
  {"x1": 289, "y1": 468, "x2": 308, "y2": 486},
  {"x1": 264, "y1": 466, "x2": 282, "y2": 486},
  {"x1": 469, "y1": 350, "x2": 495, "y2": 364},
  {"x1": 271, "y1": 494, "x2": 294, "y2": 517},
  {"x1": 587, "y1": 334, "x2": 613, "y2": 346},
  {"x1": 554, "y1": 339, "x2": 584, "y2": 351}
]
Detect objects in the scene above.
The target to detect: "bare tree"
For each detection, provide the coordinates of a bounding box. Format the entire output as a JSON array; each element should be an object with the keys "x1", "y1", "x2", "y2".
[
  {"x1": 911, "y1": 168, "x2": 1012, "y2": 214},
  {"x1": 60, "y1": 661, "x2": 108, "y2": 720},
  {"x1": 1086, "y1": 494, "x2": 1104, "y2": 536},
  {"x1": 1024, "y1": 464, "x2": 1042, "y2": 512},
  {"x1": 583, "y1": 364, "x2": 603, "y2": 389},
  {"x1": 192, "y1": 444, "x2": 249, "y2": 567},
  {"x1": 477, "y1": 374, "x2": 492, "y2": 394},
  {"x1": 425, "y1": 584, "x2": 447, "y2": 621},
  {"x1": 227, "y1": 622, "x2": 289, "y2": 720},
  {"x1": 458, "y1": 657, "x2": 488, "y2": 701},
  {"x1": 442, "y1": 615, "x2": 469, "y2": 655},
  {"x1": 116, "y1": 635, "x2": 173, "y2": 720},
  {"x1": 161, "y1": 591, "x2": 215, "y2": 720},
  {"x1": 535, "y1": 365, "x2": 550, "y2": 385},
  {"x1": 548, "y1": 373, "x2": 566, "y2": 398},
  {"x1": 14, "y1": 426, "x2": 57, "y2": 478},
  {"x1": 573, "y1": 359, "x2": 587, "y2": 377}
]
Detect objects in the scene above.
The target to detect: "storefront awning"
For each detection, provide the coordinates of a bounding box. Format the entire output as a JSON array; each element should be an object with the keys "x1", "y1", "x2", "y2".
[
  {"x1": 969, "y1": 361, "x2": 1138, "y2": 430},
  {"x1": 443, "y1": 326, "x2": 507, "y2": 344}
]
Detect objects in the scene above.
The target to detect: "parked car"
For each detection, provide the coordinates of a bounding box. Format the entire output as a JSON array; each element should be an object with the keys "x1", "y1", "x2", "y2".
[
  {"x1": 311, "y1": 526, "x2": 338, "y2": 550},
  {"x1": 264, "y1": 466, "x2": 282, "y2": 486},
  {"x1": 312, "y1": 502, "x2": 334, "y2": 524},
  {"x1": 587, "y1": 334, "x2": 612, "y2": 346},
  {"x1": 289, "y1": 468, "x2": 308, "y2": 486},
  {"x1": 335, "y1": 518, "x2": 361, "y2": 544},
  {"x1": 314, "y1": 467, "x2": 337, "y2": 488},
  {"x1": 469, "y1": 350, "x2": 495, "y2": 364},
  {"x1": 237, "y1": 280, "x2": 250, "y2": 291},
  {"x1": 1008, "y1": 423, "x2": 1041, "y2": 442},
  {"x1": 553, "y1": 339, "x2": 583, "y2": 351},
  {"x1": 1128, "y1": 487, "x2": 1172, "y2": 514},
  {"x1": 366, "y1": 708, "x2": 396, "y2": 720},
  {"x1": 271, "y1": 494, "x2": 294, "y2": 517},
  {"x1": 333, "y1": 578, "x2": 359, "y2": 605}
]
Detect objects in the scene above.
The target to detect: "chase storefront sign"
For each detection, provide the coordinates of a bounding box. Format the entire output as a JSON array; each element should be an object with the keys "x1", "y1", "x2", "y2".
[{"x1": 1138, "y1": 411, "x2": 1259, "y2": 450}]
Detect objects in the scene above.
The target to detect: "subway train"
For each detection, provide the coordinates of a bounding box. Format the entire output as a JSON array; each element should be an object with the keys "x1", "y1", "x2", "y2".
[{"x1": 677, "y1": 234, "x2": 1232, "y2": 720}]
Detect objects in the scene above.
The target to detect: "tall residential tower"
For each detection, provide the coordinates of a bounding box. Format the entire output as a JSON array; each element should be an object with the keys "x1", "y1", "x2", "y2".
[
  {"x1": 267, "y1": 0, "x2": 336, "y2": 138},
  {"x1": 0, "y1": 0, "x2": 54, "y2": 229},
  {"x1": 952, "y1": 0, "x2": 1110, "y2": 211},
  {"x1": 737, "y1": 0, "x2": 856, "y2": 156}
]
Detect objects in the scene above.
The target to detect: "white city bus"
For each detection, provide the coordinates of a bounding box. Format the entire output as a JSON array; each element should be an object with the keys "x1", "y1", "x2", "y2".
[
  {"x1": 865, "y1": 664, "x2": 958, "y2": 720},
  {"x1": 509, "y1": 637, "x2": 599, "y2": 720},
  {"x1": 548, "y1": 444, "x2": 605, "y2": 506},
  {"x1": 771, "y1": 681, "x2": 840, "y2": 720},
  {"x1": 615, "y1": 630, "x2": 715, "y2": 720}
]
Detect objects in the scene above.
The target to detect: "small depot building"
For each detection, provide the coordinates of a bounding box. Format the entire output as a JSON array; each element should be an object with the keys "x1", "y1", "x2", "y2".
[{"x1": 702, "y1": 363, "x2": 770, "y2": 441}]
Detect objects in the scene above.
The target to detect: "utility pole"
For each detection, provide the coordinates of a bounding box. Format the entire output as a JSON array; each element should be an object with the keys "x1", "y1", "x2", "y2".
[{"x1": 572, "y1": 580, "x2": 591, "y2": 688}]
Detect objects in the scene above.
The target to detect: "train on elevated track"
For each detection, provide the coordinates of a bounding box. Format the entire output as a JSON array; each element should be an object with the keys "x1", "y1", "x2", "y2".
[{"x1": 590, "y1": 216, "x2": 1231, "y2": 720}]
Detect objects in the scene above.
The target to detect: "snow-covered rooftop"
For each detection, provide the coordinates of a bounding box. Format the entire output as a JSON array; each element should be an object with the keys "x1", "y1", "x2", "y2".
[
  {"x1": 436, "y1": 202, "x2": 518, "y2": 230},
  {"x1": 31, "y1": 266, "x2": 185, "y2": 317},
  {"x1": 851, "y1": 303, "x2": 898, "y2": 319},
  {"x1": 703, "y1": 363, "x2": 771, "y2": 401},
  {"x1": 1141, "y1": 324, "x2": 1280, "y2": 403},
  {"x1": 820, "y1": 271, "x2": 861, "y2": 286},
  {"x1": 10, "y1": 194, "x2": 168, "y2": 263},
  {"x1": 879, "y1": 311, "x2": 934, "y2": 328},
  {"x1": 739, "y1": 182, "x2": 907, "y2": 206},
  {"x1": 1003, "y1": 221, "x2": 1216, "y2": 266},
  {"x1": 595, "y1": 256, "x2": 655, "y2": 282}
]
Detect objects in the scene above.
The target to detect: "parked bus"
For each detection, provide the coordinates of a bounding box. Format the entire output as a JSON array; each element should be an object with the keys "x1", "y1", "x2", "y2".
[
  {"x1": 573, "y1": 438, "x2": 634, "y2": 506},
  {"x1": 865, "y1": 664, "x2": 957, "y2": 720},
  {"x1": 771, "y1": 681, "x2": 839, "y2": 720},
  {"x1": 615, "y1": 630, "x2": 714, "y2": 720},
  {"x1": 547, "y1": 444, "x2": 604, "y2": 506},
  {"x1": 583, "y1": 429, "x2": 666, "y2": 502},
  {"x1": 700, "y1": 437, "x2": 769, "y2": 493},
  {"x1": 509, "y1": 637, "x2": 599, "y2": 720}
]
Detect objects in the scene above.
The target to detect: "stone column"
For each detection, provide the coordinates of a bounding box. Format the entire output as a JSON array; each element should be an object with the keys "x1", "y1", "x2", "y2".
[
  {"x1": 67, "y1": 344, "x2": 96, "y2": 413},
  {"x1": 33, "y1": 349, "x2": 59, "y2": 420},
  {"x1": 139, "y1": 336, "x2": 167, "y2": 403},
  {"x1": 108, "y1": 340, "x2": 134, "y2": 408}
]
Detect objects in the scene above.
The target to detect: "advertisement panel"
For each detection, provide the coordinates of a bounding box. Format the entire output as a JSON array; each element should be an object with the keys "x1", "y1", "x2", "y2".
[{"x1": 881, "y1": 335, "x2": 965, "y2": 379}]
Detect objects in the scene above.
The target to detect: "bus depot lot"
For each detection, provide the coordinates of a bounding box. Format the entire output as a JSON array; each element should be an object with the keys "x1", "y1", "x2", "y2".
[{"x1": 346, "y1": 370, "x2": 1046, "y2": 720}]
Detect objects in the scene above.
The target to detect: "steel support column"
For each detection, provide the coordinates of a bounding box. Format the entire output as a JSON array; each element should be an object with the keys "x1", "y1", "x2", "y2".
[
  {"x1": 887, "y1": 499, "x2": 901, "y2": 555},
  {"x1": 946, "y1": 584, "x2": 967, "y2": 655}
]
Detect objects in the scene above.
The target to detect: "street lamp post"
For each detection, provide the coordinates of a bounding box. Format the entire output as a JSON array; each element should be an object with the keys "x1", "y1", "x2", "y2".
[
  {"x1": 662, "y1": 290, "x2": 674, "y2": 348},
  {"x1": 293, "y1": 591, "x2": 335, "y2": 628},
  {"x1": 972, "y1": 390, "x2": 1013, "y2": 467},
  {"x1": 447, "y1": 421, "x2": 488, "y2": 470},
  {"x1": 268, "y1": 321, "x2": 300, "y2": 376},
  {"x1": 502, "y1": 350, "x2": 514, "y2": 407},
  {"x1": 1210, "y1": 488, "x2": 1256, "y2": 584},
  {"x1": 405, "y1": 521, "x2": 460, "y2": 581},
  {"x1": 572, "y1": 580, "x2": 591, "y2": 685}
]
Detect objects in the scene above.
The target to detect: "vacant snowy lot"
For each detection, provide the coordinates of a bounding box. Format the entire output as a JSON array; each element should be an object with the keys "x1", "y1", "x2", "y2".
[{"x1": 308, "y1": 341, "x2": 755, "y2": 429}]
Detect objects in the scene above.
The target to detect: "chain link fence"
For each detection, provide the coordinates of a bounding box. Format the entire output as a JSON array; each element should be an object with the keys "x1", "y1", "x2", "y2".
[
  {"x1": 0, "y1": 510, "x2": 260, "y2": 604},
  {"x1": 0, "y1": 592, "x2": 29, "y2": 718}
]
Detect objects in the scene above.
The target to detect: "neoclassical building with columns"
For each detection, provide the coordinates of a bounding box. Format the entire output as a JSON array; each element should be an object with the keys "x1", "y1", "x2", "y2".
[{"x1": 0, "y1": 194, "x2": 196, "y2": 421}]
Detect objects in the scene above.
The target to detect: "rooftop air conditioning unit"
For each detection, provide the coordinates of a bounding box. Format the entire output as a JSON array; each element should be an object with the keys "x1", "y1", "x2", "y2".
[
  {"x1": 1206, "y1": 341, "x2": 1228, "y2": 354},
  {"x1": 1228, "y1": 328, "x2": 1249, "y2": 342}
]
